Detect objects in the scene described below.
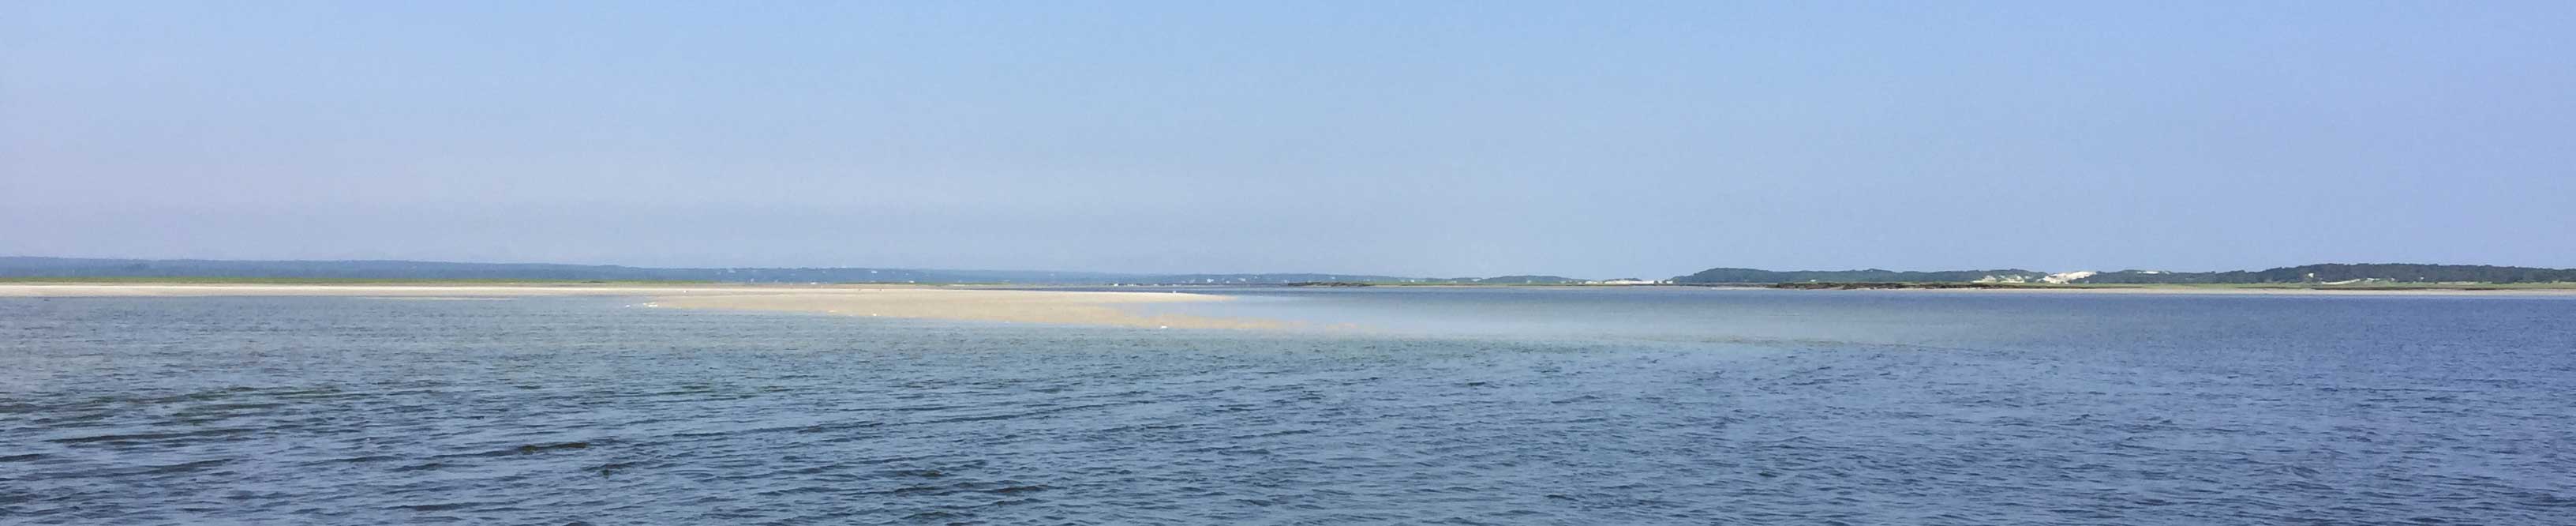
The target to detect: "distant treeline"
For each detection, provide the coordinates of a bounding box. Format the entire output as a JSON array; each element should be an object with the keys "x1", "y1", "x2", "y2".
[
  {"x1": 2076, "y1": 264, "x2": 2576, "y2": 284},
  {"x1": 1769, "y1": 282, "x2": 2035, "y2": 290},
  {"x1": 1673, "y1": 264, "x2": 2576, "y2": 284},
  {"x1": 0, "y1": 257, "x2": 1588, "y2": 285},
  {"x1": 1672, "y1": 268, "x2": 2047, "y2": 284}
]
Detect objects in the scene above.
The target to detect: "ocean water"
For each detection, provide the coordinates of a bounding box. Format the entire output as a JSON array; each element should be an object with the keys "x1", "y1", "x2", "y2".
[{"x1": 4, "y1": 289, "x2": 2573, "y2": 525}]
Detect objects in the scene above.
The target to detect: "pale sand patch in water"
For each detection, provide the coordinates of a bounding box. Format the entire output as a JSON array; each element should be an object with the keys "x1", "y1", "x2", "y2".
[
  {"x1": 650, "y1": 289, "x2": 1282, "y2": 329},
  {"x1": 0, "y1": 284, "x2": 1278, "y2": 329}
]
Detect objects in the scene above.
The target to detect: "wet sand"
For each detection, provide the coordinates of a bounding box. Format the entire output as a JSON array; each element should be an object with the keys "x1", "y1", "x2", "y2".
[
  {"x1": 0, "y1": 284, "x2": 1277, "y2": 329},
  {"x1": 649, "y1": 289, "x2": 1282, "y2": 329}
]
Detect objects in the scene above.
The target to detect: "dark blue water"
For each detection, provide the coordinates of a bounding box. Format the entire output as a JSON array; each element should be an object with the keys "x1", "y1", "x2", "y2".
[{"x1": 5, "y1": 290, "x2": 2573, "y2": 524}]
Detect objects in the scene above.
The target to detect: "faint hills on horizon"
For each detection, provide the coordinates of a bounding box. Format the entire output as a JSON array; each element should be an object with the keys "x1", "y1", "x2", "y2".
[
  {"x1": 2, "y1": 257, "x2": 2570, "y2": 286},
  {"x1": 1672, "y1": 263, "x2": 2576, "y2": 285}
]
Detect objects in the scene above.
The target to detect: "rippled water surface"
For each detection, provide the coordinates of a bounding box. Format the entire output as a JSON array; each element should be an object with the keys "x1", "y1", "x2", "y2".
[{"x1": 6, "y1": 290, "x2": 2574, "y2": 524}]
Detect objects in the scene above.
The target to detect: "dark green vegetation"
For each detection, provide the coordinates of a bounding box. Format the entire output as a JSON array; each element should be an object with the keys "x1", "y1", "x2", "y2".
[
  {"x1": 2075, "y1": 264, "x2": 2576, "y2": 284},
  {"x1": 1676, "y1": 268, "x2": 2048, "y2": 284},
  {"x1": 1769, "y1": 282, "x2": 2057, "y2": 290},
  {"x1": 1148, "y1": 273, "x2": 1587, "y2": 285},
  {"x1": 1454, "y1": 275, "x2": 1590, "y2": 284},
  {"x1": 1677, "y1": 263, "x2": 2576, "y2": 285}
]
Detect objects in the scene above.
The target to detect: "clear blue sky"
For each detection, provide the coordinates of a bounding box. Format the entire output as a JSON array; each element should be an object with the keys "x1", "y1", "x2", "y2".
[{"x1": 5, "y1": 2, "x2": 2570, "y2": 277}]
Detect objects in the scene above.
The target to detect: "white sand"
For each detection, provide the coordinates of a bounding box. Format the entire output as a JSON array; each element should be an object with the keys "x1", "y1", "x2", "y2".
[{"x1": 650, "y1": 289, "x2": 1282, "y2": 329}]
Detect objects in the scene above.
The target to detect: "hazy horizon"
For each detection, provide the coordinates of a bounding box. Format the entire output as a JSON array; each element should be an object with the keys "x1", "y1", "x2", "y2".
[
  {"x1": 7, "y1": 2, "x2": 2572, "y2": 277},
  {"x1": 13, "y1": 254, "x2": 2576, "y2": 283}
]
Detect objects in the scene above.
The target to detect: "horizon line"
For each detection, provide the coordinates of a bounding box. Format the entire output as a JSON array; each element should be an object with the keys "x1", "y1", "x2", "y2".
[{"x1": 8, "y1": 254, "x2": 2572, "y2": 280}]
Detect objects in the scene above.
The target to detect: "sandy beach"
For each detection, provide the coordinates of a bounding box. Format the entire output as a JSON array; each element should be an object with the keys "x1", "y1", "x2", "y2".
[{"x1": 0, "y1": 284, "x2": 1276, "y2": 329}]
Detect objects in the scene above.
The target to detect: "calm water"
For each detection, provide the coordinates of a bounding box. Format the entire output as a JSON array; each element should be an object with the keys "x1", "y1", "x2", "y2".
[{"x1": 5, "y1": 289, "x2": 2573, "y2": 524}]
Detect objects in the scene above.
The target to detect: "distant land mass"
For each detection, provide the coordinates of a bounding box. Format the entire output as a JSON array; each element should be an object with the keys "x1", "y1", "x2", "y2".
[
  {"x1": 1671, "y1": 264, "x2": 2576, "y2": 285},
  {"x1": 0, "y1": 257, "x2": 1590, "y2": 285},
  {"x1": 6, "y1": 257, "x2": 2570, "y2": 286},
  {"x1": 1672, "y1": 268, "x2": 2046, "y2": 284}
]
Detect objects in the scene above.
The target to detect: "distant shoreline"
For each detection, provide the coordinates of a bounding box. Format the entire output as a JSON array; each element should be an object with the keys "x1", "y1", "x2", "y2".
[
  {"x1": 1033, "y1": 281, "x2": 2576, "y2": 295},
  {"x1": 5, "y1": 280, "x2": 2571, "y2": 299},
  {"x1": 1702, "y1": 283, "x2": 2576, "y2": 295}
]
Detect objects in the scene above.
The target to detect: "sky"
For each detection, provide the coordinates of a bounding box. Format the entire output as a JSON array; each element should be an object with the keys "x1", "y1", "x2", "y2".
[{"x1": 4, "y1": 2, "x2": 2571, "y2": 278}]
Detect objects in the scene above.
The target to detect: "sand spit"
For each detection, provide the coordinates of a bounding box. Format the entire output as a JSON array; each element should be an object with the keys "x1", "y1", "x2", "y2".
[
  {"x1": 0, "y1": 284, "x2": 1279, "y2": 329},
  {"x1": 651, "y1": 289, "x2": 1282, "y2": 329}
]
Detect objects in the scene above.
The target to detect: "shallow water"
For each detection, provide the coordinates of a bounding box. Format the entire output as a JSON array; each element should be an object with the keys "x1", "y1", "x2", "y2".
[{"x1": 4, "y1": 290, "x2": 2573, "y2": 524}]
